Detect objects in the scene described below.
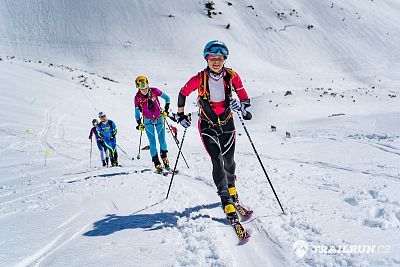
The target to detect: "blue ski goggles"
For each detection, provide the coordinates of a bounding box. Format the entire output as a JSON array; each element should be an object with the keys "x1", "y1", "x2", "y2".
[
  {"x1": 136, "y1": 77, "x2": 149, "y2": 89},
  {"x1": 138, "y1": 82, "x2": 147, "y2": 89},
  {"x1": 204, "y1": 45, "x2": 229, "y2": 58}
]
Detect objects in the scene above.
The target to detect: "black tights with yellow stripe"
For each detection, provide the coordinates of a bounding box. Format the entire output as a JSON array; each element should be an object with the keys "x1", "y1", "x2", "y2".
[{"x1": 199, "y1": 118, "x2": 238, "y2": 208}]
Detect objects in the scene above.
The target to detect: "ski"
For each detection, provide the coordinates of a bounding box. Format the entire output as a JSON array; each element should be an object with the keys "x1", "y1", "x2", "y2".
[
  {"x1": 229, "y1": 219, "x2": 250, "y2": 243},
  {"x1": 156, "y1": 168, "x2": 179, "y2": 176},
  {"x1": 235, "y1": 204, "x2": 254, "y2": 222},
  {"x1": 240, "y1": 210, "x2": 253, "y2": 222},
  {"x1": 155, "y1": 170, "x2": 169, "y2": 176},
  {"x1": 164, "y1": 167, "x2": 179, "y2": 175},
  {"x1": 140, "y1": 168, "x2": 178, "y2": 176}
]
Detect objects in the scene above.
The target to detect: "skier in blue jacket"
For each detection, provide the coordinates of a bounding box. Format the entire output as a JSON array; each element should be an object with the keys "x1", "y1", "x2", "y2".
[
  {"x1": 97, "y1": 112, "x2": 119, "y2": 167},
  {"x1": 89, "y1": 119, "x2": 109, "y2": 166}
]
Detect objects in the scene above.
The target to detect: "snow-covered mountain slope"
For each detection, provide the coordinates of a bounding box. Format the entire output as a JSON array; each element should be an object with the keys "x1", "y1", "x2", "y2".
[
  {"x1": 1, "y1": 0, "x2": 400, "y2": 89},
  {"x1": 1, "y1": 1, "x2": 400, "y2": 266}
]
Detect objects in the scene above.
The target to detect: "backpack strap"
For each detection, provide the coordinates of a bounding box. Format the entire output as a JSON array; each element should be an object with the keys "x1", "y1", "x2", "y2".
[
  {"x1": 150, "y1": 89, "x2": 161, "y2": 107},
  {"x1": 198, "y1": 70, "x2": 208, "y2": 99},
  {"x1": 223, "y1": 68, "x2": 233, "y2": 105},
  {"x1": 135, "y1": 94, "x2": 143, "y2": 113},
  {"x1": 197, "y1": 68, "x2": 234, "y2": 126}
]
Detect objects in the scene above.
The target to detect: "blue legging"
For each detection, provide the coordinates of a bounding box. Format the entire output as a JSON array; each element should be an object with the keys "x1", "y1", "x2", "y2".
[
  {"x1": 96, "y1": 141, "x2": 108, "y2": 161},
  {"x1": 144, "y1": 116, "x2": 167, "y2": 157}
]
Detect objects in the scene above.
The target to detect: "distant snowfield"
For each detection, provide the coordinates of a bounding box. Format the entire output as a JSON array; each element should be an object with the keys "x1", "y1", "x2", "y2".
[{"x1": 1, "y1": 0, "x2": 400, "y2": 266}]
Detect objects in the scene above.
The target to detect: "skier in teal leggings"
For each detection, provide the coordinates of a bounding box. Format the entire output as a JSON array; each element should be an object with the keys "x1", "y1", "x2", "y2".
[{"x1": 134, "y1": 75, "x2": 171, "y2": 173}]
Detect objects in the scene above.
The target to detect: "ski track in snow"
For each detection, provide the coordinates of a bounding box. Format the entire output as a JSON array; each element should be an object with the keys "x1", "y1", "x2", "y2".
[
  {"x1": 57, "y1": 211, "x2": 82, "y2": 229},
  {"x1": 32, "y1": 222, "x2": 94, "y2": 267},
  {"x1": 365, "y1": 141, "x2": 400, "y2": 157},
  {"x1": 0, "y1": 187, "x2": 53, "y2": 206},
  {"x1": 14, "y1": 211, "x2": 95, "y2": 267},
  {"x1": 38, "y1": 97, "x2": 81, "y2": 162},
  {"x1": 13, "y1": 229, "x2": 68, "y2": 267},
  {"x1": 237, "y1": 150, "x2": 400, "y2": 182}
]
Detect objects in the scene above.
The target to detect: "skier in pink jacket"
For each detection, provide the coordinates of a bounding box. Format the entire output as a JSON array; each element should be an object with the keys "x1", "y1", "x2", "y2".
[{"x1": 173, "y1": 40, "x2": 253, "y2": 225}]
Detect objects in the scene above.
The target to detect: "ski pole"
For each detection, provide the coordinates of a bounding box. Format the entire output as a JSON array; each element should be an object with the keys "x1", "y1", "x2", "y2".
[
  {"x1": 116, "y1": 144, "x2": 134, "y2": 160},
  {"x1": 166, "y1": 127, "x2": 188, "y2": 199},
  {"x1": 137, "y1": 130, "x2": 143, "y2": 159},
  {"x1": 90, "y1": 138, "x2": 93, "y2": 169},
  {"x1": 235, "y1": 110, "x2": 285, "y2": 214},
  {"x1": 165, "y1": 119, "x2": 189, "y2": 169}
]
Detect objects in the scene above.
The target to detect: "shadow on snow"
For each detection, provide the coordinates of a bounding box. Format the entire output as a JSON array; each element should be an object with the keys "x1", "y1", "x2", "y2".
[
  {"x1": 67, "y1": 171, "x2": 130, "y2": 183},
  {"x1": 83, "y1": 201, "x2": 228, "y2": 237}
]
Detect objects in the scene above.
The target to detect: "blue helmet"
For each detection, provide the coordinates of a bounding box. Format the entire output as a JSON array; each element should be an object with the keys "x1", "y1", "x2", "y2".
[{"x1": 203, "y1": 40, "x2": 229, "y2": 59}]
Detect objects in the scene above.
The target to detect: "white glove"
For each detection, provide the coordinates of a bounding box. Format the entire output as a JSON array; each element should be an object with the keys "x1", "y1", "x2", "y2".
[{"x1": 229, "y1": 99, "x2": 241, "y2": 111}]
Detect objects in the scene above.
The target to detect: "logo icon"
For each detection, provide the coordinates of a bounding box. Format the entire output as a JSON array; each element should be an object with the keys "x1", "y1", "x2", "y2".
[{"x1": 293, "y1": 240, "x2": 309, "y2": 258}]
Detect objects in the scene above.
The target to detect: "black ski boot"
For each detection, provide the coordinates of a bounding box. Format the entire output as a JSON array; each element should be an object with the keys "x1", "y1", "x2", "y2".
[
  {"x1": 160, "y1": 149, "x2": 170, "y2": 169},
  {"x1": 102, "y1": 160, "x2": 107, "y2": 167},
  {"x1": 106, "y1": 157, "x2": 109, "y2": 167},
  {"x1": 152, "y1": 154, "x2": 163, "y2": 173},
  {"x1": 112, "y1": 151, "x2": 119, "y2": 167}
]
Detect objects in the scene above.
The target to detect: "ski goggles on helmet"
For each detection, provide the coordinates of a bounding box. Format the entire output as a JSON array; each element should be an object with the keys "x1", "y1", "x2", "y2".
[
  {"x1": 208, "y1": 45, "x2": 228, "y2": 56},
  {"x1": 204, "y1": 43, "x2": 229, "y2": 59},
  {"x1": 98, "y1": 112, "x2": 106, "y2": 118},
  {"x1": 135, "y1": 76, "x2": 149, "y2": 89}
]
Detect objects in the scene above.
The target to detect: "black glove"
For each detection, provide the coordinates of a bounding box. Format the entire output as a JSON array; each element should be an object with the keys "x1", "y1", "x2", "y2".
[
  {"x1": 171, "y1": 112, "x2": 191, "y2": 128},
  {"x1": 240, "y1": 99, "x2": 252, "y2": 120},
  {"x1": 179, "y1": 112, "x2": 191, "y2": 128},
  {"x1": 243, "y1": 111, "x2": 252, "y2": 120},
  {"x1": 164, "y1": 102, "x2": 170, "y2": 114},
  {"x1": 110, "y1": 135, "x2": 115, "y2": 141}
]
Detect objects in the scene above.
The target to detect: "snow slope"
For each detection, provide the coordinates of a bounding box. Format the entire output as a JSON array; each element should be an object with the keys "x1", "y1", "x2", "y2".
[
  {"x1": 1, "y1": 0, "x2": 400, "y2": 89},
  {"x1": 1, "y1": 1, "x2": 400, "y2": 266}
]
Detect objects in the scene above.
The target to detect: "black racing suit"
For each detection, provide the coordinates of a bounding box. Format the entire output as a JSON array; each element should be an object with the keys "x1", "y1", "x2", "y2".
[
  {"x1": 179, "y1": 67, "x2": 251, "y2": 209},
  {"x1": 199, "y1": 118, "x2": 237, "y2": 207}
]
